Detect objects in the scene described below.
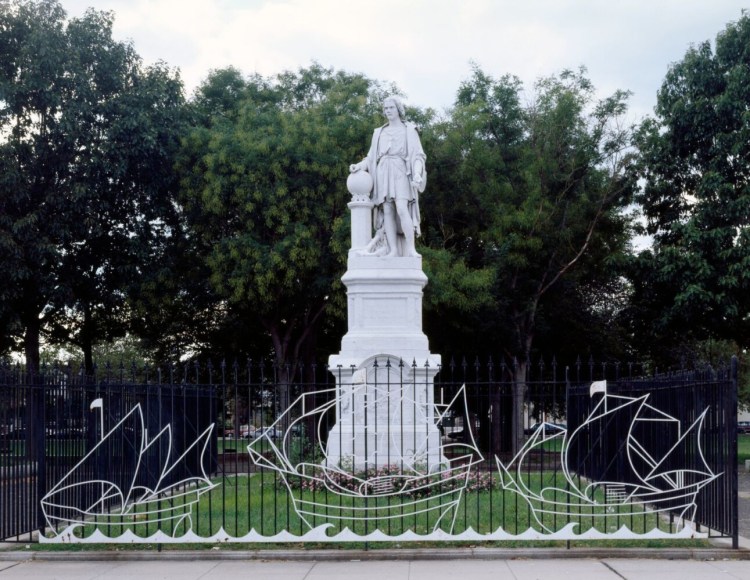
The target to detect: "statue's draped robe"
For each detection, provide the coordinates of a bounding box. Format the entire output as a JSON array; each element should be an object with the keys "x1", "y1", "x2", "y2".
[{"x1": 364, "y1": 122, "x2": 426, "y2": 237}]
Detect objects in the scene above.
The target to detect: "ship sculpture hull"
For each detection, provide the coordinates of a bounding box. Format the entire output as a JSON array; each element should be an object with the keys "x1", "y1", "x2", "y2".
[
  {"x1": 248, "y1": 384, "x2": 482, "y2": 534},
  {"x1": 496, "y1": 384, "x2": 720, "y2": 535}
]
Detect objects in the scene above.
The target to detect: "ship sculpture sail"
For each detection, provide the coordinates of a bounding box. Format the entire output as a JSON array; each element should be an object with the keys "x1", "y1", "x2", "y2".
[
  {"x1": 496, "y1": 381, "x2": 720, "y2": 534},
  {"x1": 41, "y1": 403, "x2": 217, "y2": 539}
]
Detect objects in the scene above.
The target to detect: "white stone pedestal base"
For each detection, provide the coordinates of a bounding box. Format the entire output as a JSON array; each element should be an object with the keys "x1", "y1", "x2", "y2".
[
  {"x1": 327, "y1": 253, "x2": 443, "y2": 472},
  {"x1": 325, "y1": 355, "x2": 445, "y2": 472}
]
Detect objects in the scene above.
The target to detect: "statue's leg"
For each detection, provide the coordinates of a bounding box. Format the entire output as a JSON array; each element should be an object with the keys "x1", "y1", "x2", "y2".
[
  {"x1": 383, "y1": 201, "x2": 399, "y2": 257},
  {"x1": 396, "y1": 199, "x2": 418, "y2": 257}
]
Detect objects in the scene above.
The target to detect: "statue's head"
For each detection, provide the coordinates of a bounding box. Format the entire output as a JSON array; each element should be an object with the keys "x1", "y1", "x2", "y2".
[{"x1": 383, "y1": 96, "x2": 406, "y2": 121}]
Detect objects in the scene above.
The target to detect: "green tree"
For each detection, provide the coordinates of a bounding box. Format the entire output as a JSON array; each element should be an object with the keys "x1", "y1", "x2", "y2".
[
  {"x1": 174, "y1": 65, "x2": 390, "y2": 398},
  {"x1": 0, "y1": 0, "x2": 185, "y2": 372},
  {"x1": 633, "y1": 11, "x2": 750, "y2": 356},
  {"x1": 423, "y1": 67, "x2": 637, "y2": 451}
]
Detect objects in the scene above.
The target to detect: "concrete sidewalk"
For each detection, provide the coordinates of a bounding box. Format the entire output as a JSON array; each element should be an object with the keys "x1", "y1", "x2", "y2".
[{"x1": 1, "y1": 555, "x2": 750, "y2": 580}]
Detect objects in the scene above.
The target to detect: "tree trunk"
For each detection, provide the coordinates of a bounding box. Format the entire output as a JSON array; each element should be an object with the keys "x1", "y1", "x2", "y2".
[
  {"x1": 265, "y1": 308, "x2": 324, "y2": 418},
  {"x1": 23, "y1": 312, "x2": 41, "y2": 376},
  {"x1": 22, "y1": 310, "x2": 42, "y2": 461},
  {"x1": 274, "y1": 363, "x2": 292, "y2": 420},
  {"x1": 488, "y1": 388, "x2": 503, "y2": 454},
  {"x1": 511, "y1": 360, "x2": 527, "y2": 454},
  {"x1": 82, "y1": 303, "x2": 95, "y2": 376}
]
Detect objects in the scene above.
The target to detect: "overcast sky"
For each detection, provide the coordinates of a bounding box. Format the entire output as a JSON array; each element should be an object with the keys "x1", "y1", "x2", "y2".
[{"x1": 57, "y1": 0, "x2": 747, "y2": 122}]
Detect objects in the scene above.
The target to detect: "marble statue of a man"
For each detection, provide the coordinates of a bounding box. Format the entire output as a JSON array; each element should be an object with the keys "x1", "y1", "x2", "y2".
[{"x1": 349, "y1": 96, "x2": 426, "y2": 257}]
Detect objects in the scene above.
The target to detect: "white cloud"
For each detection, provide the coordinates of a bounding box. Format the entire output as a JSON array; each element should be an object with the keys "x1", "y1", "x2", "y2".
[{"x1": 59, "y1": 0, "x2": 747, "y2": 118}]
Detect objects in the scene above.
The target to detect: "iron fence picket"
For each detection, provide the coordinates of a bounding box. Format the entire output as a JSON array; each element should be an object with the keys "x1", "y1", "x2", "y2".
[{"x1": 0, "y1": 356, "x2": 739, "y2": 545}]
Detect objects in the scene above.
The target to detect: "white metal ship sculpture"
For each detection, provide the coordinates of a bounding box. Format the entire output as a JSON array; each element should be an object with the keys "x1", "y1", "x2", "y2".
[
  {"x1": 248, "y1": 383, "x2": 483, "y2": 534},
  {"x1": 496, "y1": 381, "x2": 721, "y2": 534},
  {"x1": 41, "y1": 401, "x2": 217, "y2": 541}
]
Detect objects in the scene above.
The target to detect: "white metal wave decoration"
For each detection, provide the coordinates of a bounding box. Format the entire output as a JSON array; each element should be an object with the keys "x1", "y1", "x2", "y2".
[
  {"x1": 248, "y1": 382, "x2": 484, "y2": 535},
  {"x1": 496, "y1": 381, "x2": 721, "y2": 537},
  {"x1": 40, "y1": 401, "x2": 217, "y2": 543},
  {"x1": 41, "y1": 521, "x2": 704, "y2": 544}
]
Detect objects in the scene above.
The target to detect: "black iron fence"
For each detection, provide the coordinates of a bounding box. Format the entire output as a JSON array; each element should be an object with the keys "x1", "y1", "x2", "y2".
[{"x1": 0, "y1": 356, "x2": 738, "y2": 547}]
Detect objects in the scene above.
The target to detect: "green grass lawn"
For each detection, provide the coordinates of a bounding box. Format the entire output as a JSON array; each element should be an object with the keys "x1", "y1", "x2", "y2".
[
  {"x1": 738, "y1": 434, "x2": 750, "y2": 465},
  {"x1": 51, "y1": 468, "x2": 699, "y2": 546}
]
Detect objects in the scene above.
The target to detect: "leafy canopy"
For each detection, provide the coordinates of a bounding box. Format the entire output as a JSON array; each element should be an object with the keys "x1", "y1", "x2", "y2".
[
  {"x1": 175, "y1": 64, "x2": 391, "y2": 366},
  {"x1": 0, "y1": 0, "x2": 185, "y2": 370},
  {"x1": 422, "y1": 66, "x2": 637, "y2": 360},
  {"x1": 634, "y1": 11, "x2": 750, "y2": 350}
]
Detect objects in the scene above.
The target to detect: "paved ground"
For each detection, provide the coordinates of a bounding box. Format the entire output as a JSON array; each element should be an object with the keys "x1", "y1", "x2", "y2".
[
  {"x1": 739, "y1": 469, "x2": 750, "y2": 539},
  {"x1": 1, "y1": 556, "x2": 750, "y2": 580}
]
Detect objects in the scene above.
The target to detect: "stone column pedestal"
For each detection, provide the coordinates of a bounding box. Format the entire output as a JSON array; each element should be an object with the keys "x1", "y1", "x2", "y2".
[{"x1": 327, "y1": 254, "x2": 443, "y2": 472}]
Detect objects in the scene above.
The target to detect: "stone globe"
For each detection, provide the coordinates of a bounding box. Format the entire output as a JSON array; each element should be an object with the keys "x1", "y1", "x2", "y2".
[{"x1": 347, "y1": 170, "x2": 373, "y2": 196}]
